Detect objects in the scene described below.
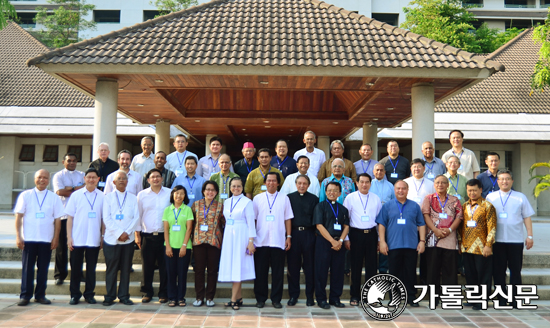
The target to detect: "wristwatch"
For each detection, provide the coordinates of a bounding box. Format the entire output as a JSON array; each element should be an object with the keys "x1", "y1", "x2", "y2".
[
  {"x1": 528, "y1": 236, "x2": 533, "y2": 240},
  {"x1": 286, "y1": 235, "x2": 292, "y2": 239},
  {"x1": 339, "y1": 239, "x2": 344, "y2": 243},
  {"x1": 448, "y1": 227, "x2": 453, "y2": 233}
]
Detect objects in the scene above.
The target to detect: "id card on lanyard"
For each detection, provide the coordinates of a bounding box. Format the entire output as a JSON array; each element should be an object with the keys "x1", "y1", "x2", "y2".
[
  {"x1": 34, "y1": 189, "x2": 48, "y2": 219},
  {"x1": 327, "y1": 200, "x2": 341, "y2": 230},
  {"x1": 396, "y1": 199, "x2": 406, "y2": 225}
]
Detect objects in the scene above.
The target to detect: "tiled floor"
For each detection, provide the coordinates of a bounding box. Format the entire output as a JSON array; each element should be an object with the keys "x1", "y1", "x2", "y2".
[{"x1": 0, "y1": 297, "x2": 548, "y2": 328}]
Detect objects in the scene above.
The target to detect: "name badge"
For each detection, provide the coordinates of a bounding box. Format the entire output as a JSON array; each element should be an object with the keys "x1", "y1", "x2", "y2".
[
  {"x1": 334, "y1": 224, "x2": 342, "y2": 231},
  {"x1": 459, "y1": 165, "x2": 464, "y2": 171},
  {"x1": 220, "y1": 193, "x2": 228, "y2": 199},
  {"x1": 397, "y1": 218, "x2": 406, "y2": 225},
  {"x1": 176, "y1": 168, "x2": 184, "y2": 175},
  {"x1": 172, "y1": 225, "x2": 181, "y2": 231},
  {"x1": 467, "y1": 220, "x2": 477, "y2": 228},
  {"x1": 266, "y1": 215, "x2": 275, "y2": 221},
  {"x1": 261, "y1": 185, "x2": 267, "y2": 191},
  {"x1": 414, "y1": 197, "x2": 421, "y2": 203},
  {"x1": 427, "y1": 173, "x2": 435, "y2": 179},
  {"x1": 226, "y1": 219, "x2": 234, "y2": 225},
  {"x1": 88, "y1": 212, "x2": 96, "y2": 219},
  {"x1": 499, "y1": 212, "x2": 508, "y2": 219},
  {"x1": 98, "y1": 181, "x2": 106, "y2": 188},
  {"x1": 116, "y1": 214, "x2": 124, "y2": 220},
  {"x1": 35, "y1": 212, "x2": 45, "y2": 219},
  {"x1": 390, "y1": 173, "x2": 398, "y2": 179},
  {"x1": 200, "y1": 224, "x2": 208, "y2": 232},
  {"x1": 361, "y1": 215, "x2": 370, "y2": 222},
  {"x1": 188, "y1": 193, "x2": 195, "y2": 199},
  {"x1": 456, "y1": 194, "x2": 462, "y2": 200},
  {"x1": 439, "y1": 213, "x2": 448, "y2": 219}
]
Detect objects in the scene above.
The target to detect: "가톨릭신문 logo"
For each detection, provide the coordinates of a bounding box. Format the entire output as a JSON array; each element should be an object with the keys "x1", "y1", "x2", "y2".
[{"x1": 360, "y1": 274, "x2": 407, "y2": 321}]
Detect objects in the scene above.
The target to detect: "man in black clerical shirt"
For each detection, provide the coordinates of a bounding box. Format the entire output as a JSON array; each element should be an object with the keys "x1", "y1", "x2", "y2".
[
  {"x1": 89, "y1": 142, "x2": 119, "y2": 191},
  {"x1": 286, "y1": 175, "x2": 318, "y2": 307},
  {"x1": 313, "y1": 182, "x2": 350, "y2": 309}
]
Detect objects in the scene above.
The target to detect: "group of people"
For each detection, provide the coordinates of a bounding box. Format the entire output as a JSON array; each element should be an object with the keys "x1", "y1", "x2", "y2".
[{"x1": 14, "y1": 130, "x2": 534, "y2": 310}]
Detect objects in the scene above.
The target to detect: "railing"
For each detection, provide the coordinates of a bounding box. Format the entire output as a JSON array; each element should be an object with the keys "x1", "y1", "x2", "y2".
[
  {"x1": 463, "y1": 3, "x2": 485, "y2": 8},
  {"x1": 19, "y1": 23, "x2": 36, "y2": 28},
  {"x1": 541, "y1": 3, "x2": 550, "y2": 8},
  {"x1": 504, "y1": 4, "x2": 537, "y2": 8}
]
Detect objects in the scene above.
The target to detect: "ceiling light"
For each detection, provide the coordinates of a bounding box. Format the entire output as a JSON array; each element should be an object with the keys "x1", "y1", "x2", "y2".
[
  {"x1": 263, "y1": 120, "x2": 270, "y2": 123},
  {"x1": 195, "y1": 120, "x2": 201, "y2": 122},
  {"x1": 242, "y1": 128, "x2": 246, "y2": 131},
  {"x1": 137, "y1": 104, "x2": 144, "y2": 107},
  {"x1": 245, "y1": 134, "x2": 248, "y2": 136},
  {"x1": 290, "y1": 129, "x2": 294, "y2": 131},
  {"x1": 333, "y1": 122, "x2": 339, "y2": 124},
  {"x1": 259, "y1": 81, "x2": 269, "y2": 85},
  {"x1": 265, "y1": 126, "x2": 271, "y2": 128},
  {"x1": 153, "y1": 114, "x2": 159, "y2": 117},
  {"x1": 118, "y1": 88, "x2": 124, "y2": 91},
  {"x1": 387, "y1": 107, "x2": 394, "y2": 111},
  {"x1": 288, "y1": 135, "x2": 292, "y2": 137},
  {"x1": 373, "y1": 118, "x2": 378, "y2": 121},
  {"x1": 154, "y1": 79, "x2": 164, "y2": 83},
  {"x1": 366, "y1": 82, "x2": 375, "y2": 86}
]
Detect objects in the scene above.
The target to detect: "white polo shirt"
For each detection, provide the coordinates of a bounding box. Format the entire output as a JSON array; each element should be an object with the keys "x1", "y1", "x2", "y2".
[
  {"x1": 441, "y1": 147, "x2": 480, "y2": 180},
  {"x1": 253, "y1": 191, "x2": 294, "y2": 250},
  {"x1": 293, "y1": 147, "x2": 326, "y2": 177},
  {"x1": 64, "y1": 188, "x2": 105, "y2": 247},
  {"x1": 136, "y1": 187, "x2": 171, "y2": 233},
  {"x1": 14, "y1": 187, "x2": 64, "y2": 242},
  {"x1": 166, "y1": 150, "x2": 199, "y2": 177},
  {"x1": 104, "y1": 169, "x2": 143, "y2": 196},
  {"x1": 343, "y1": 191, "x2": 382, "y2": 230},
  {"x1": 130, "y1": 152, "x2": 155, "y2": 176},
  {"x1": 279, "y1": 172, "x2": 321, "y2": 197},
  {"x1": 103, "y1": 189, "x2": 140, "y2": 245},
  {"x1": 52, "y1": 168, "x2": 85, "y2": 219},
  {"x1": 404, "y1": 177, "x2": 435, "y2": 205},
  {"x1": 486, "y1": 190, "x2": 535, "y2": 243}
]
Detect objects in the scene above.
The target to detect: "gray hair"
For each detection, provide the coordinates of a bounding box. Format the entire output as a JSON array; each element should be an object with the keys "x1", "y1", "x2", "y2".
[
  {"x1": 330, "y1": 140, "x2": 345, "y2": 151},
  {"x1": 117, "y1": 149, "x2": 132, "y2": 159},
  {"x1": 497, "y1": 170, "x2": 513, "y2": 179},
  {"x1": 446, "y1": 155, "x2": 461, "y2": 165},
  {"x1": 98, "y1": 142, "x2": 110, "y2": 149},
  {"x1": 295, "y1": 174, "x2": 311, "y2": 185},
  {"x1": 304, "y1": 130, "x2": 316, "y2": 139},
  {"x1": 141, "y1": 136, "x2": 153, "y2": 143},
  {"x1": 114, "y1": 171, "x2": 128, "y2": 180},
  {"x1": 373, "y1": 163, "x2": 385, "y2": 171},
  {"x1": 332, "y1": 158, "x2": 345, "y2": 168}
]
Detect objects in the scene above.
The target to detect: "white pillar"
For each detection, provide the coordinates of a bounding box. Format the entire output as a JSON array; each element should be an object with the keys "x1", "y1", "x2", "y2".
[
  {"x1": 318, "y1": 136, "x2": 330, "y2": 160},
  {"x1": 93, "y1": 78, "x2": 118, "y2": 161},
  {"x1": 518, "y1": 143, "x2": 537, "y2": 213},
  {"x1": 205, "y1": 134, "x2": 216, "y2": 156},
  {"x1": 411, "y1": 83, "x2": 435, "y2": 160},
  {"x1": 155, "y1": 119, "x2": 171, "y2": 154},
  {"x1": 363, "y1": 122, "x2": 378, "y2": 161}
]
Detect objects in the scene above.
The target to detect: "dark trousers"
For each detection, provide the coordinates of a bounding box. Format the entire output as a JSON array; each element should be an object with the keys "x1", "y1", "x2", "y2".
[
  {"x1": 493, "y1": 242, "x2": 523, "y2": 303},
  {"x1": 70, "y1": 246, "x2": 100, "y2": 299},
  {"x1": 103, "y1": 242, "x2": 134, "y2": 302},
  {"x1": 140, "y1": 233, "x2": 167, "y2": 298},
  {"x1": 165, "y1": 248, "x2": 191, "y2": 301},
  {"x1": 378, "y1": 253, "x2": 388, "y2": 273},
  {"x1": 463, "y1": 253, "x2": 493, "y2": 299},
  {"x1": 388, "y1": 248, "x2": 418, "y2": 299},
  {"x1": 349, "y1": 227, "x2": 378, "y2": 300},
  {"x1": 287, "y1": 229, "x2": 315, "y2": 300},
  {"x1": 193, "y1": 244, "x2": 221, "y2": 301},
  {"x1": 254, "y1": 246, "x2": 285, "y2": 303},
  {"x1": 21, "y1": 241, "x2": 52, "y2": 300},
  {"x1": 314, "y1": 237, "x2": 345, "y2": 303},
  {"x1": 425, "y1": 247, "x2": 458, "y2": 296},
  {"x1": 54, "y1": 219, "x2": 68, "y2": 281}
]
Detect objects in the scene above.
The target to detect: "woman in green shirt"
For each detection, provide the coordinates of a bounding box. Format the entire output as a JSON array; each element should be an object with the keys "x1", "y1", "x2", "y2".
[{"x1": 163, "y1": 185, "x2": 194, "y2": 307}]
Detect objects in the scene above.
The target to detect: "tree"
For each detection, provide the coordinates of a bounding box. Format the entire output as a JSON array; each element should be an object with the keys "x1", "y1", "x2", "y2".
[
  {"x1": 401, "y1": 0, "x2": 522, "y2": 54},
  {"x1": 531, "y1": 9, "x2": 550, "y2": 93},
  {"x1": 151, "y1": 0, "x2": 198, "y2": 14},
  {"x1": 0, "y1": 0, "x2": 16, "y2": 30},
  {"x1": 529, "y1": 161, "x2": 550, "y2": 197},
  {"x1": 34, "y1": 0, "x2": 96, "y2": 48}
]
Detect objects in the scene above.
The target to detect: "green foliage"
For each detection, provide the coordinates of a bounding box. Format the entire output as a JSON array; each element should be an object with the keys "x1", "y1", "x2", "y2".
[
  {"x1": 0, "y1": 0, "x2": 17, "y2": 30},
  {"x1": 34, "y1": 0, "x2": 96, "y2": 48},
  {"x1": 531, "y1": 9, "x2": 550, "y2": 93},
  {"x1": 529, "y1": 162, "x2": 550, "y2": 197},
  {"x1": 150, "y1": 0, "x2": 198, "y2": 15},
  {"x1": 401, "y1": 0, "x2": 523, "y2": 54}
]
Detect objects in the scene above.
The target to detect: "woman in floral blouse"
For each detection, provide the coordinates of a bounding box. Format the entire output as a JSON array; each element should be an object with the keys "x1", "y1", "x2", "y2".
[{"x1": 191, "y1": 181, "x2": 224, "y2": 307}]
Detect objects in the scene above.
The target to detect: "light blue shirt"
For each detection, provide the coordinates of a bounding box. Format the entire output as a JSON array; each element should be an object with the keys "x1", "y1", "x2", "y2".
[
  {"x1": 422, "y1": 156, "x2": 447, "y2": 181},
  {"x1": 370, "y1": 178, "x2": 395, "y2": 204},
  {"x1": 319, "y1": 174, "x2": 355, "y2": 204},
  {"x1": 354, "y1": 159, "x2": 378, "y2": 180},
  {"x1": 171, "y1": 173, "x2": 206, "y2": 206}
]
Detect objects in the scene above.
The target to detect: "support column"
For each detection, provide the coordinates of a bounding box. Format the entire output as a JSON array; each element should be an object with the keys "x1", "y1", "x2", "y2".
[
  {"x1": 93, "y1": 78, "x2": 118, "y2": 161},
  {"x1": 155, "y1": 119, "x2": 171, "y2": 154},
  {"x1": 0, "y1": 136, "x2": 17, "y2": 210},
  {"x1": 205, "y1": 134, "x2": 216, "y2": 156},
  {"x1": 517, "y1": 143, "x2": 537, "y2": 213},
  {"x1": 411, "y1": 83, "x2": 435, "y2": 159},
  {"x1": 363, "y1": 122, "x2": 378, "y2": 161},
  {"x1": 318, "y1": 136, "x2": 330, "y2": 160}
]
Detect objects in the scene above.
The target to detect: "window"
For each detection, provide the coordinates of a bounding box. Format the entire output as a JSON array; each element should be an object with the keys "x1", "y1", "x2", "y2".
[
  {"x1": 67, "y1": 145, "x2": 83, "y2": 162},
  {"x1": 505, "y1": 151, "x2": 513, "y2": 172},
  {"x1": 505, "y1": 19, "x2": 543, "y2": 29},
  {"x1": 43, "y1": 145, "x2": 59, "y2": 162},
  {"x1": 479, "y1": 151, "x2": 489, "y2": 171},
  {"x1": 19, "y1": 145, "x2": 35, "y2": 162},
  {"x1": 143, "y1": 10, "x2": 160, "y2": 21},
  {"x1": 372, "y1": 13, "x2": 399, "y2": 27},
  {"x1": 504, "y1": 0, "x2": 535, "y2": 8},
  {"x1": 17, "y1": 12, "x2": 37, "y2": 28},
  {"x1": 93, "y1": 10, "x2": 121, "y2": 23},
  {"x1": 462, "y1": 0, "x2": 484, "y2": 8}
]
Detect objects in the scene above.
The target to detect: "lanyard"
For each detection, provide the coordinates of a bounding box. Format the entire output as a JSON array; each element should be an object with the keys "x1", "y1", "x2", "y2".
[
  {"x1": 396, "y1": 199, "x2": 406, "y2": 218},
  {"x1": 413, "y1": 178, "x2": 424, "y2": 193},
  {"x1": 115, "y1": 191, "x2": 128, "y2": 214},
  {"x1": 425, "y1": 160, "x2": 435, "y2": 172},
  {"x1": 221, "y1": 174, "x2": 231, "y2": 193},
  {"x1": 173, "y1": 207, "x2": 182, "y2": 225},
  {"x1": 499, "y1": 191, "x2": 512, "y2": 210},
  {"x1": 210, "y1": 156, "x2": 219, "y2": 169},
  {"x1": 34, "y1": 189, "x2": 48, "y2": 211},
  {"x1": 468, "y1": 203, "x2": 479, "y2": 219},
  {"x1": 259, "y1": 166, "x2": 271, "y2": 179},
  {"x1": 327, "y1": 200, "x2": 339, "y2": 223},
  {"x1": 276, "y1": 156, "x2": 288, "y2": 169},
  {"x1": 186, "y1": 176, "x2": 196, "y2": 191},
  {"x1": 436, "y1": 194, "x2": 448, "y2": 213},
  {"x1": 489, "y1": 174, "x2": 498, "y2": 189},
  {"x1": 230, "y1": 196, "x2": 242, "y2": 216},
  {"x1": 361, "y1": 160, "x2": 372, "y2": 174},
  {"x1": 203, "y1": 199, "x2": 214, "y2": 221},
  {"x1": 388, "y1": 156, "x2": 400, "y2": 173},
  {"x1": 359, "y1": 193, "x2": 370, "y2": 214},
  {"x1": 266, "y1": 192, "x2": 278, "y2": 213},
  {"x1": 85, "y1": 191, "x2": 98, "y2": 211},
  {"x1": 452, "y1": 149, "x2": 464, "y2": 160},
  {"x1": 176, "y1": 151, "x2": 187, "y2": 167},
  {"x1": 449, "y1": 175, "x2": 459, "y2": 193},
  {"x1": 245, "y1": 159, "x2": 255, "y2": 173}
]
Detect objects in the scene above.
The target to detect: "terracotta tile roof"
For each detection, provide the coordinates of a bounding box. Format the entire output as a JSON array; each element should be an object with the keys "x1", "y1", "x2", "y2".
[
  {"x1": 0, "y1": 22, "x2": 93, "y2": 107},
  {"x1": 437, "y1": 28, "x2": 550, "y2": 114},
  {"x1": 27, "y1": 0, "x2": 503, "y2": 72}
]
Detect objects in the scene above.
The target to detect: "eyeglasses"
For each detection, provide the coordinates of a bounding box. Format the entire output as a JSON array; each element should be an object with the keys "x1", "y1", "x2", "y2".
[
  {"x1": 219, "y1": 161, "x2": 231, "y2": 164},
  {"x1": 205, "y1": 188, "x2": 217, "y2": 192},
  {"x1": 332, "y1": 165, "x2": 344, "y2": 169}
]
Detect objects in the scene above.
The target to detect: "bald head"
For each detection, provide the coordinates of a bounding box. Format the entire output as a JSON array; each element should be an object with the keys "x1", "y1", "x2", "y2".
[
  {"x1": 34, "y1": 169, "x2": 50, "y2": 191},
  {"x1": 219, "y1": 153, "x2": 232, "y2": 173},
  {"x1": 422, "y1": 141, "x2": 435, "y2": 161}
]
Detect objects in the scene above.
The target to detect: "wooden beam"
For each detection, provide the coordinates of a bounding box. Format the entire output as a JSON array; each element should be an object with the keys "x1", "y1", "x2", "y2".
[
  {"x1": 154, "y1": 89, "x2": 200, "y2": 118},
  {"x1": 348, "y1": 91, "x2": 382, "y2": 121},
  {"x1": 184, "y1": 110, "x2": 349, "y2": 121},
  {"x1": 226, "y1": 125, "x2": 242, "y2": 145}
]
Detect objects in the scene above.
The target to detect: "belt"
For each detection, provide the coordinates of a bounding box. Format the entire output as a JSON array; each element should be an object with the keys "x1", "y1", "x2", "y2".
[
  {"x1": 141, "y1": 232, "x2": 164, "y2": 236},
  {"x1": 293, "y1": 226, "x2": 313, "y2": 231},
  {"x1": 351, "y1": 227, "x2": 376, "y2": 234}
]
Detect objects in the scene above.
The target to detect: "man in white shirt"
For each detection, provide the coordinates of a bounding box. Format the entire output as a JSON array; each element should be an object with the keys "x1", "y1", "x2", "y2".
[
  {"x1": 354, "y1": 144, "x2": 378, "y2": 180},
  {"x1": 280, "y1": 155, "x2": 320, "y2": 197},
  {"x1": 166, "y1": 134, "x2": 199, "y2": 177},
  {"x1": 486, "y1": 171, "x2": 535, "y2": 308},
  {"x1": 14, "y1": 169, "x2": 64, "y2": 306},
  {"x1": 404, "y1": 159, "x2": 435, "y2": 205},
  {"x1": 136, "y1": 168, "x2": 171, "y2": 304},
  {"x1": 441, "y1": 130, "x2": 480, "y2": 179},
  {"x1": 293, "y1": 130, "x2": 326, "y2": 177},
  {"x1": 52, "y1": 153, "x2": 85, "y2": 285},
  {"x1": 343, "y1": 173, "x2": 382, "y2": 306},
  {"x1": 197, "y1": 136, "x2": 234, "y2": 179},
  {"x1": 104, "y1": 150, "x2": 143, "y2": 196},
  {"x1": 130, "y1": 136, "x2": 155, "y2": 176},
  {"x1": 65, "y1": 168, "x2": 105, "y2": 305},
  {"x1": 102, "y1": 171, "x2": 140, "y2": 306},
  {"x1": 253, "y1": 172, "x2": 294, "y2": 309}
]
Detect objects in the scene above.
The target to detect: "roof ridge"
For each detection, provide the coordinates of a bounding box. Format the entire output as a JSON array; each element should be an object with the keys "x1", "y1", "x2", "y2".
[
  {"x1": 306, "y1": 0, "x2": 504, "y2": 72},
  {"x1": 7, "y1": 21, "x2": 51, "y2": 52},
  {"x1": 27, "y1": 0, "x2": 227, "y2": 67},
  {"x1": 485, "y1": 28, "x2": 532, "y2": 60}
]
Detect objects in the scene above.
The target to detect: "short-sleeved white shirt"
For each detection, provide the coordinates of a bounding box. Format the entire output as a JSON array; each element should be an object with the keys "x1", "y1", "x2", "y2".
[
  {"x1": 253, "y1": 191, "x2": 294, "y2": 250},
  {"x1": 104, "y1": 169, "x2": 143, "y2": 196},
  {"x1": 103, "y1": 190, "x2": 140, "y2": 245},
  {"x1": 279, "y1": 172, "x2": 320, "y2": 197},
  {"x1": 486, "y1": 190, "x2": 535, "y2": 243},
  {"x1": 166, "y1": 150, "x2": 199, "y2": 177},
  {"x1": 64, "y1": 188, "x2": 105, "y2": 247},
  {"x1": 404, "y1": 177, "x2": 435, "y2": 206},
  {"x1": 293, "y1": 148, "x2": 326, "y2": 177},
  {"x1": 14, "y1": 187, "x2": 65, "y2": 242},
  {"x1": 137, "y1": 187, "x2": 171, "y2": 233},
  {"x1": 52, "y1": 169, "x2": 85, "y2": 219},
  {"x1": 343, "y1": 191, "x2": 382, "y2": 230},
  {"x1": 441, "y1": 147, "x2": 480, "y2": 180},
  {"x1": 130, "y1": 152, "x2": 155, "y2": 177}
]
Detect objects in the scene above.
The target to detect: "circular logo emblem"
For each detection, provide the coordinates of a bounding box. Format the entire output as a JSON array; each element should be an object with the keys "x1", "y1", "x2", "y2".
[{"x1": 360, "y1": 274, "x2": 408, "y2": 321}]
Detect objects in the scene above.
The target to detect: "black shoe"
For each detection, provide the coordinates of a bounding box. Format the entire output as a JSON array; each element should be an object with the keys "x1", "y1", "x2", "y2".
[
  {"x1": 473, "y1": 304, "x2": 482, "y2": 310},
  {"x1": 318, "y1": 301, "x2": 330, "y2": 309},
  {"x1": 306, "y1": 299, "x2": 315, "y2": 306},
  {"x1": 142, "y1": 296, "x2": 152, "y2": 303},
  {"x1": 463, "y1": 302, "x2": 475, "y2": 307},
  {"x1": 121, "y1": 299, "x2": 134, "y2": 305},
  {"x1": 159, "y1": 298, "x2": 168, "y2": 304},
  {"x1": 273, "y1": 302, "x2": 283, "y2": 309},
  {"x1": 287, "y1": 298, "x2": 297, "y2": 306},
  {"x1": 256, "y1": 301, "x2": 265, "y2": 308},
  {"x1": 17, "y1": 299, "x2": 30, "y2": 306},
  {"x1": 408, "y1": 300, "x2": 419, "y2": 307},
  {"x1": 379, "y1": 270, "x2": 388, "y2": 274},
  {"x1": 55, "y1": 279, "x2": 64, "y2": 285},
  {"x1": 329, "y1": 301, "x2": 345, "y2": 308},
  {"x1": 34, "y1": 298, "x2": 51, "y2": 304},
  {"x1": 103, "y1": 300, "x2": 115, "y2": 306},
  {"x1": 81, "y1": 275, "x2": 86, "y2": 282},
  {"x1": 85, "y1": 297, "x2": 97, "y2": 304},
  {"x1": 69, "y1": 297, "x2": 79, "y2": 305}
]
